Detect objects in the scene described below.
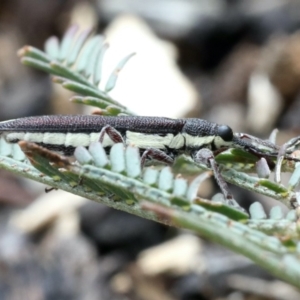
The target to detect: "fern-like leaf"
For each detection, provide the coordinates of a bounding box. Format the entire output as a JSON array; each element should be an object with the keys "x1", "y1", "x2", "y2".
[
  {"x1": 1, "y1": 25, "x2": 300, "y2": 289},
  {"x1": 18, "y1": 25, "x2": 135, "y2": 115},
  {"x1": 1, "y1": 138, "x2": 300, "y2": 287}
]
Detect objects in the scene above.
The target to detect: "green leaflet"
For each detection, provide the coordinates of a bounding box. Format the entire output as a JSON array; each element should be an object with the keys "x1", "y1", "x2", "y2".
[
  {"x1": 19, "y1": 27, "x2": 135, "y2": 117},
  {"x1": 3, "y1": 25, "x2": 300, "y2": 289}
]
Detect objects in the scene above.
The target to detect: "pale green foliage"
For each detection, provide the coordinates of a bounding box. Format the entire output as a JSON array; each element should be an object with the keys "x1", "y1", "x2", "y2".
[{"x1": 0, "y1": 27, "x2": 299, "y2": 288}]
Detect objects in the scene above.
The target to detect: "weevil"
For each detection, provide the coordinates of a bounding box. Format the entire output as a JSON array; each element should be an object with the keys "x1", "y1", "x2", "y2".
[{"x1": 0, "y1": 115, "x2": 295, "y2": 201}]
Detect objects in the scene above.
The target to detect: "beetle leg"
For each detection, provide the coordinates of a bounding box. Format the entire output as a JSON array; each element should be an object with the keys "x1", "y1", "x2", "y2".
[
  {"x1": 99, "y1": 125, "x2": 124, "y2": 144},
  {"x1": 141, "y1": 148, "x2": 174, "y2": 167},
  {"x1": 193, "y1": 148, "x2": 234, "y2": 201}
]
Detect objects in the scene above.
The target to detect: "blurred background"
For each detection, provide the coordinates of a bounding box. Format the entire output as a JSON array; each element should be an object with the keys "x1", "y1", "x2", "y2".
[{"x1": 1, "y1": 0, "x2": 300, "y2": 299}]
